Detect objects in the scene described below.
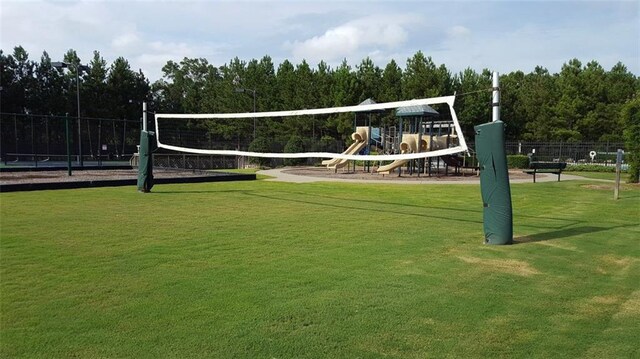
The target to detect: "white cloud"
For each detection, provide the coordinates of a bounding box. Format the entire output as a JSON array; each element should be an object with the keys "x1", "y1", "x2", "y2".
[
  {"x1": 448, "y1": 25, "x2": 471, "y2": 38},
  {"x1": 433, "y1": 17, "x2": 639, "y2": 75},
  {"x1": 286, "y1": 14, "x2": 421, "y2": 64},
  {"x1": 112, "y1": 32, "x2": 141, "y2": 50}
]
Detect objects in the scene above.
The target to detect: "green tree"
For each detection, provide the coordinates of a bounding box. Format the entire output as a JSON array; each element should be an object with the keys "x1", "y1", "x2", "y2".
[
  {"x1": 84, "y1": 51, "x2": 108, "y2": 118},
  {"x1": 33, "y1": 51, "x2": 66, "y2": 116},
  {"x1": 378, "y1": 60, "x2": 404, "y2": 127},
  {"x1": 355, "y1": 57, "x2": 382, "y2": 103},
  {"x1": 403, "y1": 51, "x2": 440, "y2": 98},
  {"x1": 328, "y1": 59, "x2": 357, "y2": 140},
  {"x1": 453, "y1": 68, "x2": 491, "y2": 137},
  {"x1": 521, "y1": 66, "x2": 561, "y2": 140},
  {"x1": 500, "y1": 70, "x2": 526, "y2": 139}
]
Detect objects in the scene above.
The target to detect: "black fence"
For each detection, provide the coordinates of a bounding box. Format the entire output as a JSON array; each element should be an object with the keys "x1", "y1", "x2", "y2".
[
  {"x1": 1, "y1": 112, "x2": 141, "y2": 167},
  {"x1": 503, "y1": 141, "x2": 626, "y2": 165}
]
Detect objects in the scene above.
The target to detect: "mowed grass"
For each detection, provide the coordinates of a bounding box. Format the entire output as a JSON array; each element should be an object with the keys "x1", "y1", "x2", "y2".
[
  {"x1": 1, "y1": 178, "x2": 639, "y2": 358},
  {"x1": 565, "y1": 171, "x2": 624, "y2": 181}
]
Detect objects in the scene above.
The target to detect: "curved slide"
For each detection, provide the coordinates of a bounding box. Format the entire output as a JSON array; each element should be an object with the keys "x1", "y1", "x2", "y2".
[
  {"x1": 376, "y1": 135, "x2": 453, "y2": 174},
  {"x1": 377, "y1": 134, "x2": 419, "y2": 174},
  {"x1": 323, "y1": 127, "x2": 370, "y2": 170}
]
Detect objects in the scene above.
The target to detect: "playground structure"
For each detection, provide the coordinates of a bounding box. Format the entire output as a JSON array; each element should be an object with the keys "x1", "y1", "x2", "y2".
[{"x1": 322, "y1": 100, "x2": 474, "y2": 177}]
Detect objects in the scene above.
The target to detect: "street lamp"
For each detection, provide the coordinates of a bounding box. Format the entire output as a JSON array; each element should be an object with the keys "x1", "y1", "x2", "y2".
[
  {"x1": 233, "y1": 75, "x2": 257, "y2": 139},
  {"x1": 53, "y1": 61, "x2": 90, "y2": 167}
]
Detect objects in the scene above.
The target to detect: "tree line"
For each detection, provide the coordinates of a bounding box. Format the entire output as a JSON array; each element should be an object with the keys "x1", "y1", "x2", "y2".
[{"x1": 1, "y1": 45, "x2": 638, "y2": 144}]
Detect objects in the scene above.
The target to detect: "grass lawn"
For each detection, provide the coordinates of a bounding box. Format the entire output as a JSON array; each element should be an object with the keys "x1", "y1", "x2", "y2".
[
  {"x1": 565, "y1": 171, "x2": 626, "y2": 181},
  {"x1": 1, "y1": 178, "x2": 639, "y2": 358}
]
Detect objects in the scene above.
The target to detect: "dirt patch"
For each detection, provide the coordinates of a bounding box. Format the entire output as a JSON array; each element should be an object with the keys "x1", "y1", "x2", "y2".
[
  {"x1": 581, "y1": 184, "x2": 613, "y2": 190},
  {"x1": 575, "y1": 295, "x2": 622, "y2": 317},
  {"x1": 457, "y1": 255, "x2": 541, "y2": 276},
  {"x1": 615, "y1": 290, "x2": 640, "y2": 318},
  {"x1": 600, "y1": 255, "x2": 637, "y2": 269},
  {"x1": 581, "y1": 183, "x2": 638, "y2": 191}
]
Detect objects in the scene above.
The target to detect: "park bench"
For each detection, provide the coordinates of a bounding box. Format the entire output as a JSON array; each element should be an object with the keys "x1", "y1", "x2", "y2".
[{"x1": 523, "y1": 161, "x2": 567, "y2": 183}]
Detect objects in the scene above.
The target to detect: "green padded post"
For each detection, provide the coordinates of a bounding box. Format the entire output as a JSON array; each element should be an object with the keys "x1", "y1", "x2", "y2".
[
  {"x1": 474, "y1": 120, "x2": 513, "y2": 244},
  {"x1": 137, "y1": 130, "x2": 155, "y2": 192}
]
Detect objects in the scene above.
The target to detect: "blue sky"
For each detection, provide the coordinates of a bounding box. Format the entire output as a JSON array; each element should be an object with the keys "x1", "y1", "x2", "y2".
[{"x1": 1, "y1": 0, "x2": 638, "y2": 81}]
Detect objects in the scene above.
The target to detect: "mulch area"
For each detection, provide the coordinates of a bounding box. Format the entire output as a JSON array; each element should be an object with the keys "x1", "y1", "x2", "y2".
[
  {"x1": 0, "y1": 168, "x2": 210, "y2": 185},
  {"x1": 282, "y1": 166, "x2": 531, "y2": 181}
]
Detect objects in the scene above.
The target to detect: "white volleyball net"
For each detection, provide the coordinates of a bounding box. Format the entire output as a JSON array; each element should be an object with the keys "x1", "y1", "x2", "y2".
[{"x1": 154, "y1": 95, "x2": 468, "y2": 162}]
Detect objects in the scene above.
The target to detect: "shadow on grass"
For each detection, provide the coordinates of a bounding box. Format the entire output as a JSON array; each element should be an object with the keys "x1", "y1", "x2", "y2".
[
  {"x1": 513, "y1": 226, "x2": 607, "y2": 244},
  {"x1": 255, "y1": 188, "x2": 581, "y2": 230},
  {"x1": 152, "y1": 189, "x2": 254, "y2": 195},
  {"x1": 513, "y1": 223, "x2": 637, "y2": 244},
  {"x1": 243, "y1": 191, "x2": 485, "y2": 225}
]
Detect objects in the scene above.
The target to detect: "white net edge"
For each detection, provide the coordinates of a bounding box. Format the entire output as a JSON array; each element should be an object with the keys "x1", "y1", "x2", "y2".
[
  {"x1": 156, "y1": 143, "x2": 468, "y2": 161},
  {"x1": 155, "y1": 96, "x2": 455, "y2": 119}
]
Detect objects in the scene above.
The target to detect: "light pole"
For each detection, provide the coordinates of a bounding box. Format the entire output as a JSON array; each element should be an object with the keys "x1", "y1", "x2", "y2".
[
  {"x1": 53, "y1": 61, "x2": 90, "y2": 167},
  {"x1": 233, "y1": 75, "x2": 257, "y2": 139}
]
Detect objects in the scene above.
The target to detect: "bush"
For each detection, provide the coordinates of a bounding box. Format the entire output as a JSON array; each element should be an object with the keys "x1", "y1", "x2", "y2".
[
  {"x1": 566, "y1": 164, "x2": 625, "y2": 173},
  {"x1": 507, "y1": 155, "x2": 530, "y2": 169},
  {"x1": 248, "y1": 137, "x2": 272, "y2": 168},
  {"x1": 284, "y1": 135, "x2": 305, "y2": 166}
]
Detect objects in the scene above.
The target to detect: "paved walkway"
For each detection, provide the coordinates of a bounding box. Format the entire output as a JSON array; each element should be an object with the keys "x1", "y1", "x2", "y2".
[{"x1": 258, "y1": 167, "x2": 595, "y2": 185}]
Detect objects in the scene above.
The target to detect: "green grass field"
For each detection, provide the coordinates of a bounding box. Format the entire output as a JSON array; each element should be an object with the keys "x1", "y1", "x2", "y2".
[
  {"x1": 1, "y1": 178, "x2": 639, "y2": 358},
  {"x1": 565, "y1": 171, "x2": 624, "y2": 181}
]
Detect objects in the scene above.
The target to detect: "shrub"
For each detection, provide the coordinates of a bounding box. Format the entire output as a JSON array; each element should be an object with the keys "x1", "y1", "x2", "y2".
[
  {"x1": 507, "y1": 155, "x2": 530, "y2": 169},
  {"x1": 566, "y1": 164, "x2": 626, "y2": 173},
  {"x1": 248, "y1": 137, "x2": 272, "y2": 168},
  {"x1": 284, "y1": 135, "x2": 305, "y2": 166}
]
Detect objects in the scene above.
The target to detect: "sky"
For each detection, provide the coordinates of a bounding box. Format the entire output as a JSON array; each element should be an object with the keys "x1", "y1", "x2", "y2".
[{"x1": 1, "y1": 0, "x2": 638, "y2": 82}]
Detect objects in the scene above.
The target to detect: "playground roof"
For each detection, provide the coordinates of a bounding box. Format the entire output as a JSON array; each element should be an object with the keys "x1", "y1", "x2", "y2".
[
  {"x1": 396, "y1": 104, "x2": 439, "y2": 117},
  {"x1": 356, "y1": 98, "x2": 385, "y2": 114},
  {"x1": 358, "y1": 98, "x2": 377, "y2": 106}
]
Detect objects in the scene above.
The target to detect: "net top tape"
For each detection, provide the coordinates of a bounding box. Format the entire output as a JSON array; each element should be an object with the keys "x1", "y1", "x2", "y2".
[{"x1": 155, "y1": 96, "x2": 455, "y2": 119}]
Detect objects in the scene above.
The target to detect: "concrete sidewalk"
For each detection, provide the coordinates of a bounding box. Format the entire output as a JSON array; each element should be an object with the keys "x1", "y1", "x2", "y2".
[{"x1": 258, "y1": 167, "x2": 591, "y2": 184}]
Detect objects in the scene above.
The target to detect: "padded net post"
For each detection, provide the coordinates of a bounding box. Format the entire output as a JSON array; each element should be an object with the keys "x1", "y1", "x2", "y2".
[
  {"x1": 475, "y1": 120, "x2": 513, "y2": 245},
  {"x1": 137, "y1": 130, "x2": 155, "y2": 192}
]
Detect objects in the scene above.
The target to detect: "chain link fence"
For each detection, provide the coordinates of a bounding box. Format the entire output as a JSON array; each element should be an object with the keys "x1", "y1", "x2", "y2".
[
  {"x1": 1, "y1": 112, "x2": 141, "y2": 167},
  {"x1": 503, "y1": 141, "x2": 626, "y2": 165}
]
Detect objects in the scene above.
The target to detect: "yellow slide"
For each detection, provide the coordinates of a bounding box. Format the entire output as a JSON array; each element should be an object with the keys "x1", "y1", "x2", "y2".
[
  {"x1": 323, "y1": 127, "x2": 370, "y2": 170},
  {"x1": 377, "y1": 134, "x2": 419, "y2": 174},
  {"x1": 376, "y1": 134, "x2": 453, "y2": 174}
]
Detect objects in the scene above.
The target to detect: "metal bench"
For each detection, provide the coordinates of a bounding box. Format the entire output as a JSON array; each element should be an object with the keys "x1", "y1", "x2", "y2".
[{"x1": 523, "y1": 161, "x2": 567, "y2": 183}]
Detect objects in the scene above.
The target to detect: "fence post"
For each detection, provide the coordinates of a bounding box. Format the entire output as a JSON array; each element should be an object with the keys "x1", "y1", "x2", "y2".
[
  {"x1": 66, "y1": 115, "x2": 72, "y2": 176},
  {"x1": 614, "y1": 149, "x2": 622, "y2": 200}
]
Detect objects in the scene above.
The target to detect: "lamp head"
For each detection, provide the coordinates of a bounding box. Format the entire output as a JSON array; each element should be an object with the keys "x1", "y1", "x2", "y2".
[{"x1": 52, "y1": 61, "x2": 68, "y2": 69}]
